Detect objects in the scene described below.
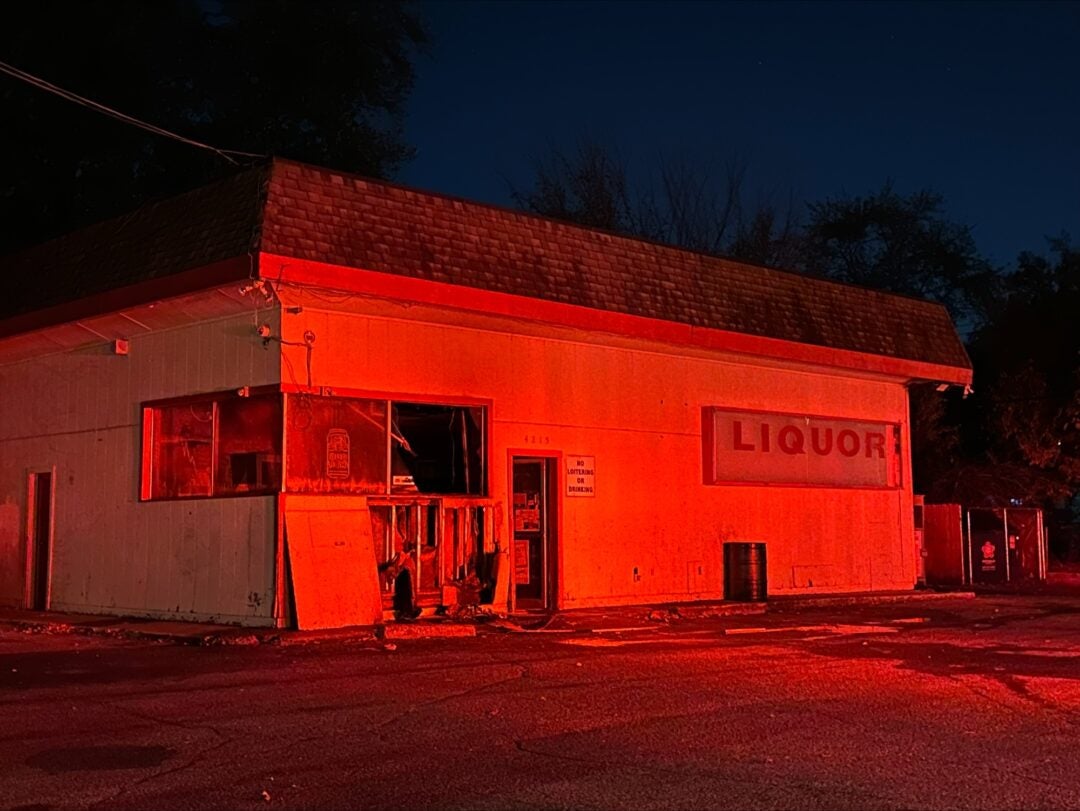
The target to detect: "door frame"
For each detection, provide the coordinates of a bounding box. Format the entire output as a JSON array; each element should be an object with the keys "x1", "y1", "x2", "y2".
[
  {"x1": 507, "y1": 450, "x2": 561, "y2": 613},
  {"x1": 25, "y1": 467, "x2": 56, "y2": 611}
]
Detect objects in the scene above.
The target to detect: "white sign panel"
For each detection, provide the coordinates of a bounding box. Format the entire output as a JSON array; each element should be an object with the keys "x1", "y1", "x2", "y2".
[
  {"x1": 704, "y1": 408, "x2": 900, "y2": 488},
  {"x1": 566, "y1": 455, "x2": 596, "y2": 497}
]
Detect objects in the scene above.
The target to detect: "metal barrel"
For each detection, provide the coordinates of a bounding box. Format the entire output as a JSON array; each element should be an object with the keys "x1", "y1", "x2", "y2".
[{"x1": 723, "y1": 542, "x2": 767, "y2": 602}]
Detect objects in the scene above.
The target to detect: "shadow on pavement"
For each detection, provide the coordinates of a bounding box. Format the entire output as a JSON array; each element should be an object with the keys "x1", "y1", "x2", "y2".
[
  {"x1": 0, "y1": 646, "x2": 259, "y2": 692},
  {"x1": 25, "y1": 745, "x2": 174, "y2": 774}
]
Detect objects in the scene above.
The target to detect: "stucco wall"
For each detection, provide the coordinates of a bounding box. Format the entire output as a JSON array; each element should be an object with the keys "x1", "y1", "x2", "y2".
[
  {"x1": 279, "y1": 299, "x2": 916, "y2": 610},
  {"x1": 0, "y1": 311, "x2": 280, "y2": 623}
]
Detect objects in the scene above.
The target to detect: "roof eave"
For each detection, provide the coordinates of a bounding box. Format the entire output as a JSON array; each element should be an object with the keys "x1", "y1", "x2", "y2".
[
  {"x1": 0, "y1": 257, "x2": 251, "y2": 342},
  {"x1": 259, "y1": 251, "x2": 973, "y2": 386}
]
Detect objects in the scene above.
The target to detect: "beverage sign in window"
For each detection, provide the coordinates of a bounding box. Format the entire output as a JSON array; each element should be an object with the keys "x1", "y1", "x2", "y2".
[
  {"x1": 286, "y1": 397, "x2": 387, "y2": 494},
  {"x1": 703, "y1": 407, "x2": 901, "y2": 488},
  {"x1": 325, "y1": 429, "x2": 351, "y2": 480}
]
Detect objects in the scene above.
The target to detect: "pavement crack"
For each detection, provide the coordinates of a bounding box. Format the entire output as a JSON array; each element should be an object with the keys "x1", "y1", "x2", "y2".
[
  {"x1": 102, "y1": 700, "x2": 229, "y2": 741},
  {"x1": 87, "y1": 734, "x2": 238, "y2": 810},
  {"x1": 1001, "y1": 766, "x2": 1080, "y2": 796},
  {"x1": 374, "y1": 664, "x2": 528, "y2": 740}
]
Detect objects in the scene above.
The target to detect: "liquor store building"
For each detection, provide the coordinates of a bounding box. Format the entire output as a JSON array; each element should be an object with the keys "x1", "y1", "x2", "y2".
[{"x1": 0, "y1": 159, "x2": 972, "y2": 629}]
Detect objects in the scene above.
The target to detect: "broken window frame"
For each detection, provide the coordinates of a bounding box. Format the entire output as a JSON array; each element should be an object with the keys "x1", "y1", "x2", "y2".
[
  {"x1": 283, "y1": 395, "x2": 488, "y2": 498},
  {"x1": 389, "y1": 402, "x2": 486, "y2": 497},
  {"x1": 369, "y1": 496, "x2": 498, "y2": 610},
  {"x1": 141, "y1": 389, "x2": 488, "y2": 504}
]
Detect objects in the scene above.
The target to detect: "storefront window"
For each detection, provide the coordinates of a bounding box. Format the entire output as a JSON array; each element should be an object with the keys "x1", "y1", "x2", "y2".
[
  {"x1": 143, "y1": 394, "x2": 282, "y2": 500},
  {"x1": 215, "y1": 396, "x2": 283, "y2": 496},
  {"x1": 285, "y1": 396, "x2": 388, "y2": 494},
  {"x1": 144, "y1": 392, "x2": 486, "y2": 501},
  {"x1": 148, "y1": 401, "x2": 215, "y2": 498}
]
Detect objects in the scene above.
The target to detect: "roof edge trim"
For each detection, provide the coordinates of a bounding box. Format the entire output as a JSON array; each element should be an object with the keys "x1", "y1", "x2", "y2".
[{"x1": 258, "y1": 252, "x2": 973, "y2": 386}]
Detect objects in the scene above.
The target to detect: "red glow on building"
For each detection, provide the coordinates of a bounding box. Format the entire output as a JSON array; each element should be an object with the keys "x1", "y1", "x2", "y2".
[{"x1": 0, "y1": 160, "x2": 972, "y2": 629}]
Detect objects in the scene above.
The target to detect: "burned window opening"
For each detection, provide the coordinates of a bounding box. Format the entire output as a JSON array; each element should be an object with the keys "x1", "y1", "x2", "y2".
[
  {"x1": 391, "y1": 403, "x2": 485, "y2": 495},
  {"x1": 371, "y1": 499, "x2": 497, "y2": 616}
]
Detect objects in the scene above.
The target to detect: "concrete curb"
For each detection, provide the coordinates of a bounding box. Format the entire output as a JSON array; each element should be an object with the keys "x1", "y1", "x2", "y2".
[
  {"x1": 0, "y1": 616, "x2": 467, "y2": 646},
  {"x1": 677, "y1": 603, "x2": 769, "y2": 619},
  {"x1": 3, "y1": 618, "x2": 229, "y2": 645},
  {"x1": 380, "y1": 623, "x2": 477, "y2": 640},
  {"x1": 767, "y1": 590, "x2": 976, "y2": 611},
  {"x1": 0, "y1": 590, "x2": 978, "y2": 645}
]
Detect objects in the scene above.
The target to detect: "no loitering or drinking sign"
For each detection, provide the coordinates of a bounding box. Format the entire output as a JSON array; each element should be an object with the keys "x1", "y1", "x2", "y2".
[{"x1": 566, "y1": 455, "x2": 596, "y2": 497}]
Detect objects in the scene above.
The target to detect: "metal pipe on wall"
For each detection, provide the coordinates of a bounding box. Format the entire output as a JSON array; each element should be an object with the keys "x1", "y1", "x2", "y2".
[
  {"x1": 1003, "y1": 507, "x2": 1011, "y2": 583},
  {"x1": 965, "y1": 509, "x2": 973, "y2": 585}
]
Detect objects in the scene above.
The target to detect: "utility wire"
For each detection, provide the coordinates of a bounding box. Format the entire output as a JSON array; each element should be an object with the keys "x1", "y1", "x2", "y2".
[{"x1": 0, "y1": 60, "x2": 264, "y2": 164}]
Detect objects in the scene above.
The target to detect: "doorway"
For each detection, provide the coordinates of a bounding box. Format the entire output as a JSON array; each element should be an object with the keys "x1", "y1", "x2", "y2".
[
  {"x1": 26, "y1": 470, "x2": 53, "y2": 610},
  {"x1": 512, "y1": 457, "x2": 557, "y2": 611}
]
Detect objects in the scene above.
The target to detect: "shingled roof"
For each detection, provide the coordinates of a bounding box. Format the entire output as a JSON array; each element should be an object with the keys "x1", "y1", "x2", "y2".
[
  {"x1": 5, "y1": 167, "x2": 267, "y2": 319},
  {"x1": 2, "y1": 158, "x2": 971, "y2": 371}
]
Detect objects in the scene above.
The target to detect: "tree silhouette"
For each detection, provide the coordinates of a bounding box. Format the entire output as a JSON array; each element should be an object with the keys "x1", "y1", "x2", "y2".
[
  {"x1": 509, "y1": 138, "x2": 801, "y2": 268},
  {"x1": 0, "y1": 0, "x2": 427, "y2": 253},
  {"x1": 801, "y1": 184, "x2": 1000, "y2": 327},
  {"x1": 962, "y1": 239, "x2": 1080, "y2": 509}
]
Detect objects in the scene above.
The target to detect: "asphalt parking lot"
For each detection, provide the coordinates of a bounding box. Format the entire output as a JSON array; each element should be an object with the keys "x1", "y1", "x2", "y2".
[{"x1": 3, "y1": 594, "x2": 1080, "y2": 810}]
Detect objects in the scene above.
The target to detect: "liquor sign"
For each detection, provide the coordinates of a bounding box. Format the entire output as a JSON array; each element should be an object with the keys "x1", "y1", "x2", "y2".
[{"x1": 704, "y1": 408, "x2": 900, "y2": 488}]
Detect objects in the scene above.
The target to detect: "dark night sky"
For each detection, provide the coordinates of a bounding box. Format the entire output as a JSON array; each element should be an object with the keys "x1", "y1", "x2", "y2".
[{"x1": 399, "y1": 0, "x2": 1080, "y2": 267}]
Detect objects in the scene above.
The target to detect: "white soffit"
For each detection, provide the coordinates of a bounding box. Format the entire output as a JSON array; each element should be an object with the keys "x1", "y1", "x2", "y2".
[{"x1": 0, "y1": 285, "x2": 257, "y2": 365}]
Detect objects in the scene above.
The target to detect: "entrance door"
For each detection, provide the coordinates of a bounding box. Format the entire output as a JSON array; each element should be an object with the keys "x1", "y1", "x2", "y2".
[
  {"x1": 26, "y1": 471, "x2": 53, "y2": 610},
  {"x1": 512, "y1": 458, "x2": 556, "y2": 610}
]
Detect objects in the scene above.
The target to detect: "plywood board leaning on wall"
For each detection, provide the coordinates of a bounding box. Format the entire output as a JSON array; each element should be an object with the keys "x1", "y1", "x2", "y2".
[{"x1": 284, "y1": 495, "x2": 383, "y2": 629}]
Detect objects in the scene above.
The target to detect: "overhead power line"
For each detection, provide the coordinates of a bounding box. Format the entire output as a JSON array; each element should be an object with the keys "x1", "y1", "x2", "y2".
[{"x1": 0, "y1": 60, "x2": 264, "y2": 164}]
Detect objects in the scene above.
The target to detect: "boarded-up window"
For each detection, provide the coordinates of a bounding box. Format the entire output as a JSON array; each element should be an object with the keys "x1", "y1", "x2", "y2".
[
  {"x1": 143, "y1": 394, "x2": 282, "y2": 500},
  {"x1": 285, "y1": 396, "x2": 388, "y2": 494}
]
